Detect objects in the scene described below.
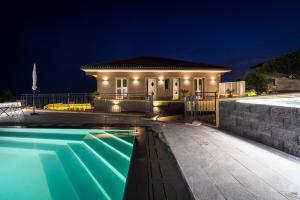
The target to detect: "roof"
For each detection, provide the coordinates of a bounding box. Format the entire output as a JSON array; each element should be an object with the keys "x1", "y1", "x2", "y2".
[{"x1": 82, "y1": 56, "x2": 231, "y2": 72}]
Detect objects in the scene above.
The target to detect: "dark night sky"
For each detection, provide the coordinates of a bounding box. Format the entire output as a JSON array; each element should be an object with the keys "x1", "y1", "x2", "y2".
[{"x1": 1, "y1": 0, "x2": 300, "y2": 94}]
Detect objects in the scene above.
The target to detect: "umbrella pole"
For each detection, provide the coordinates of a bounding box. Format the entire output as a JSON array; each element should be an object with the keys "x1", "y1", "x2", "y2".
[{"x1": 31, "y1": 90, "x2": 38, "y2": 115}]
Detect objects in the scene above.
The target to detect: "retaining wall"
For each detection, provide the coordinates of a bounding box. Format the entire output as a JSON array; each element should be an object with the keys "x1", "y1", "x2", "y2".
[{"x1": 219, "y1": 100, "x2": 300, "y2": 157}]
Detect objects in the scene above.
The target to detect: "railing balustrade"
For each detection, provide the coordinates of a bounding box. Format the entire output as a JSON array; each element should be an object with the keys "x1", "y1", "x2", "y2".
[{"x1": 184, "y1": 92, "x2": 217, "y2": 125}]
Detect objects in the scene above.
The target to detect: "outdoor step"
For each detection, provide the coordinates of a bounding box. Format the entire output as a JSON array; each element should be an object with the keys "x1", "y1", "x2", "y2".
[
  {"x1": 39, "y1": 152, "x2": 79, "y2": 200},
  {"x1": 100, "y1": 136, "x2": 134, "y2": 157},
  {"x1": 96, "y1": 132, "x2": 135, "y2": 157},
  {"x1": 84, "y1": 135, "x2": 131, "y2": 177},
  {"x1": 55, "y1": 144, "x2": 111, "y2": 200},
  {"x1": 69, "y1": 142, "x2": 126, "y2": 200},
  {"x1": 88, "y1": 133, "x2": 132, "y2": 159}
]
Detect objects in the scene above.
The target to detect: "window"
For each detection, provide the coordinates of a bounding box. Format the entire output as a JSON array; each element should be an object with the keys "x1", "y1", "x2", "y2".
[
  {"x1": 164, "y1": 79, "x2": 170, "y2": 90},
  {"x1": 116, "y1": 78, "x2": 128, "y2": 98}
]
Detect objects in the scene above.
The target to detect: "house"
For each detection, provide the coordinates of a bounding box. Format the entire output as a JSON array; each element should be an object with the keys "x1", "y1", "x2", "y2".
[{"x1": 81, "y1": 56, "x2": 231, "y2": 101}]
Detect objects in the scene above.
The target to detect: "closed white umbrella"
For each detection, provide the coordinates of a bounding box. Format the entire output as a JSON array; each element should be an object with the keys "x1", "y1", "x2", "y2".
[
  {"x1": 32, "y1": 63, "x2": 37, "y2": 91},
  {"x1": 31, "y1": 63, "x2": 38, "y2": 115}
]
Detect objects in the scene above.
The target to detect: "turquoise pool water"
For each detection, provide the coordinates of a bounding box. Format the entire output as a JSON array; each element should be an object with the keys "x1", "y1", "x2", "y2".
[{"x1": 0, "y1": 128, "x2": 136, "y2": 200}]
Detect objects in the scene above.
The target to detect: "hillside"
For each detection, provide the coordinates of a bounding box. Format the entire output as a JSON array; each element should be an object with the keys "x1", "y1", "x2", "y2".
[
  {"x1": 245, "y1": 50, "x2": 300, "y2": 93},
  {"x1": 255, "y1": 50, "x2": 300, "y2": 78}
]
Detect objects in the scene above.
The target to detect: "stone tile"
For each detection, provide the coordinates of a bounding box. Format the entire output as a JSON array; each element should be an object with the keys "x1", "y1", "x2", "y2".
[{"x1": 161, "y1": 123, "x2": 300, "y2": 200}]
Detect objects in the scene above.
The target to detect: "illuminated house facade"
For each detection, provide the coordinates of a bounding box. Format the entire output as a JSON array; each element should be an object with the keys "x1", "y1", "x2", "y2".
[{"x1": 82, "y1": 56, "x2": 231, "y2": 100}]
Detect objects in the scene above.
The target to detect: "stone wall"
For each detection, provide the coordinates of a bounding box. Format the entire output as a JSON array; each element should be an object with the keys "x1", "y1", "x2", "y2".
[
  {"x1": 275, "y1": 77, "x2": 300, "y2": 92},
  {"x1": 219, "y1": 100, "x2": 300, "y2": 157}
]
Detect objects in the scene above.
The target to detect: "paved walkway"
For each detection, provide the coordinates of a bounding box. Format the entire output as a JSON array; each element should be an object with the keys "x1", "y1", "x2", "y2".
[
  {"x1": 0, "y1": 110, "x2": 149, "y2": 126},
  {"x1": 160, "y1": 123, "x2": 300, "y2": 200}
]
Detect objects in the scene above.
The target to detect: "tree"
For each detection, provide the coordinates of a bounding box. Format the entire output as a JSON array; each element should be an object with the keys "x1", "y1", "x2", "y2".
[
  {"x1": 244, "y1": 72, "x2": 270, "y2": 94},
  {"x1": 0, "y1": 90, "x2": 14, "y2": 102}
]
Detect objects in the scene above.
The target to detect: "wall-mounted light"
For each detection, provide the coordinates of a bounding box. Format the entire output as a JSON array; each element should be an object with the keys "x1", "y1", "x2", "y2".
[
  {"x1": 102, "y1": 76, "x2": 109, "y2": 85},
  {"x1": 158, "y1": 77, "x2": 164, "y2": 84},
  {"x1": 184, "y1": 77, "x2": 190, "y2": 84},
  {"x1": 210, "y1": 76, "x2": 216, "y2": 84},
  {"x1": 132, "y1": 76, "x2": 139, "y2": 85}
]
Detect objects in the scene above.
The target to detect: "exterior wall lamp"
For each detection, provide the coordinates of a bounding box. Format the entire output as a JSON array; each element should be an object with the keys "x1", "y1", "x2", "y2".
[
  {"x1": 158, "y1": 77, "x2": 164, "y2": 84},
  {"x1": 132, "y1": 77, "x2": 140, "y2": 85},
  {"x1": 102, "y1": 77, "x2": 109, "y2": 85},
  {"x1": 210, "y1": 76, "x2": 216, "y2": 84},
  {"x1": 184, "y1": 77, "x2": 190, "y2": 85}
]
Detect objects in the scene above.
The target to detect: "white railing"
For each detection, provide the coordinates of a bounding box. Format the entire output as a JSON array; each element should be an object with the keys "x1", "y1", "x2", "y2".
[{"x1": 219, "y1": 81, "x2": 246, "y2": 96}]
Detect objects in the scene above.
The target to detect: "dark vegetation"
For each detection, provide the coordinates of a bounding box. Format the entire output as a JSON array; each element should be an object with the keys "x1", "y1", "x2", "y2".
[
  {"x1": 244, "y1": 50, "x2": 300, "y2": 93},
  {"x1": 0, "y1": 90, "x2": 14, "y2": 102}
]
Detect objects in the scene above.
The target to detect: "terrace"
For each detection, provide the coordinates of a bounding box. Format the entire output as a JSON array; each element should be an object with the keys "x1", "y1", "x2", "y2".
[{"x1": 0, "y1": 108, "x2": 300, "y2": 200}]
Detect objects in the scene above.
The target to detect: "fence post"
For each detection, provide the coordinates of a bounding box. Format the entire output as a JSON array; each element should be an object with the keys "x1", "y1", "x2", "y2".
[
  {"x1": 146, "y1": 94, "x2": 154, "y2": 117},
  {"x1": 184, "y1": 96, "x2": 187, "y2": 121},
  {"x1": 52, "y1": 94, "x2": 55, "y2": 110},
  {"x1": 215, "y1": 92, "x2": 219, "y2": 127}
]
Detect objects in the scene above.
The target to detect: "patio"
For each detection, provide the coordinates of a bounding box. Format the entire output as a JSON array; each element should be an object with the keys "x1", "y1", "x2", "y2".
[{"x1": 159, "y1": 123, "x2": 300, "y2": 200}]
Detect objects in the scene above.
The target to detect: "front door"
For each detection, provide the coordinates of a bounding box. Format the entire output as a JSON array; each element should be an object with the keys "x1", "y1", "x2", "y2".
[
  {"x1": 194, "y1": 78, "x2": 204, "y2": 98},
  {"x1": 147, "y1": 78, "x2": 157, "y2": 100},
  {"x1": 172, "y1": 78, "x2": 179, "y2": 100},
  {"x1": 116, "y1": 78, "x2": 128, "y2": 99}
]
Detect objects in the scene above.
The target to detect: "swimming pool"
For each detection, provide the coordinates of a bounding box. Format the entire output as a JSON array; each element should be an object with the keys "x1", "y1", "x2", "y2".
[{"x1": 0, "y1": 128, "x2": 136, "y2": 200}]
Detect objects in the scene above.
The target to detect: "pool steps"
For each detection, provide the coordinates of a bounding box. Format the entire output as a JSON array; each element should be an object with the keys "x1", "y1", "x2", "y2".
[
  {"x1": 0, "y1": 130, "x2": 135, "y2": 200},
  {"x1": 39, "y1": 152, "x2": 79, "y2": 200},
  {"x1": 0, "y1": 140, "x2": 109, "y2": 199},
  {"x1": 69, "y1": 143, "x2": 125, "y2": 200}
]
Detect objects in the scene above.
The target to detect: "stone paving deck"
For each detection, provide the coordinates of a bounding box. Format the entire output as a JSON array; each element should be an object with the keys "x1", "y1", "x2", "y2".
[
  {"x1": 160, "y1": 123, "x2": 300, "y2": 200},
  {"x1": 0, "y1": 110, "x2": 148, "y2": 126}
]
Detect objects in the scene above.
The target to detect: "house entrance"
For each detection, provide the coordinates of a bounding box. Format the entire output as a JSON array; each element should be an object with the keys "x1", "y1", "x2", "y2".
[
  {"x1": 172, "y1": 78, "x2": 180, "y2": 100},
  {"x1": 147, "y1": 78, "x2": 157, "y2": 100}
]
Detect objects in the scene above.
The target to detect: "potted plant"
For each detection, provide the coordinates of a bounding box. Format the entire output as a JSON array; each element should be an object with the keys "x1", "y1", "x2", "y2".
[
  {"x1": 92, "y1": 91, "x2": 100, "y2": 100},
  {"x1": 180, "y1": 89, "x2": 189, "y2": 100},
  {"x1": 226, "y1": 89, "x2": 234, "y2": 97}
]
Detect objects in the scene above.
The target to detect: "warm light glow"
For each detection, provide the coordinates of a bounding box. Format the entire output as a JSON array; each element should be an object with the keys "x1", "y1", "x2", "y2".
[
  {"x1": 44, "y1": 103, "x2": 92, "y2": 111},
  {"x1": 133, "y1": 76, "x2": 139, "y2": 85},
  {"x1": 210, "y1": 76, "x2": 216, "y2": 84},
  {"x1": 158, "y1": 77, "x2": 164, "y2": 84},
  {"x1": 112, "y1": 100, "x2": 120, "y2": 105},
  {"x1": 83, "y1": 69, "x2": 231, "y2": 73},
  {"x1": 184, "y1": 77, "x2": 190, "y2": 85},
  {"x1": 102, "y1": 76, "x2": 109, "y2": 81},
  {"x1": 111, "y1": 105, "x2": 121, "y2": 112},
  {"x1": 153, "y1": 101, "x2": 164, "y2": 107},
  {"x1": 102, "y1": 76, "x2": 109, "y2": 85}
]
